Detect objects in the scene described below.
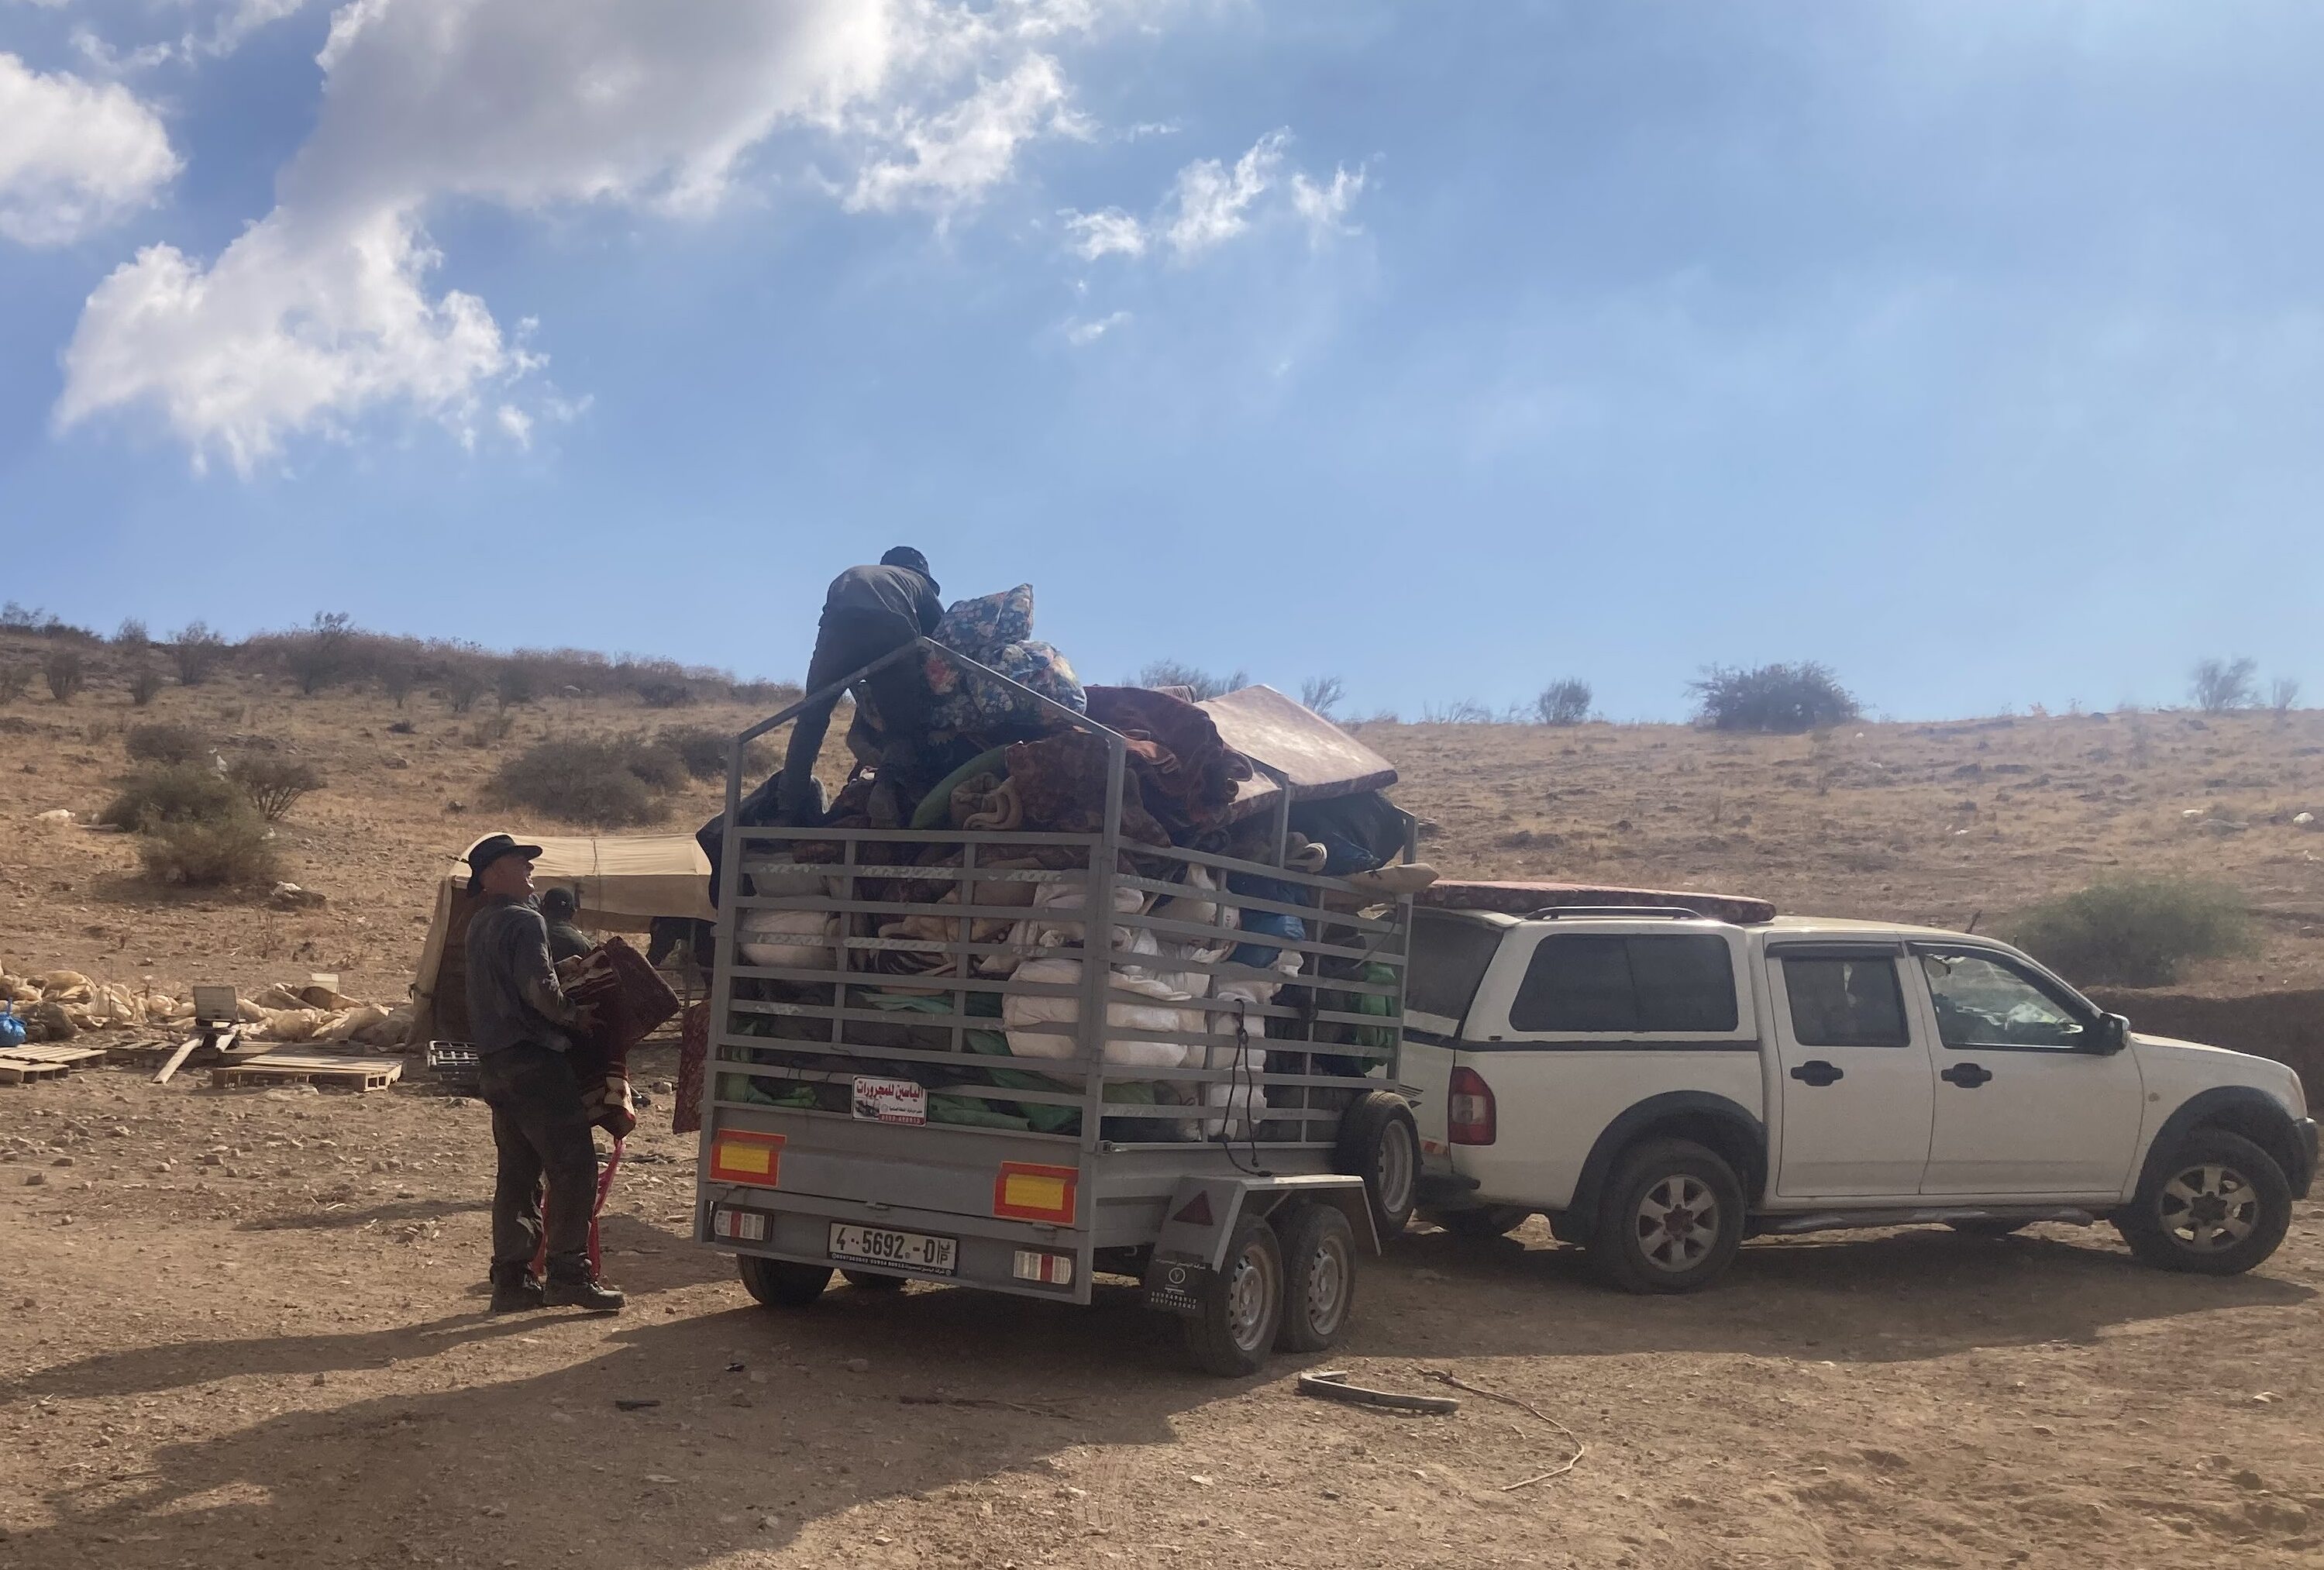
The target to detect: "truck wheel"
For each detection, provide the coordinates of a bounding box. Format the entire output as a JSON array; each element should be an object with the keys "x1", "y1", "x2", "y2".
[
  {"x1": 1335, "y1": 1092, "x2": 1419, "y2": 1241},
  {"x1": 841, "y1": 1269, "x2": 907, "y2": 1290},
  {"x1": 2115, "y1": 1128, "x2": 2292, "y2": 1276},
  {"x1": 1275, "y1": 1204, "x2": 1358, "y2": 1353},
  {"x1": 1425, "y1": 1205, "x2": 1532, "y2": 1239},
  {"x1": 738, "y1": 1254, "x2": 833, "y2": 1307},
  {"x1": 1183, "y1": 1214, "x2": 1285, "y2": 1377},
  {"x1": 1589, "y1": 1138, "x2": 1745, "y2": 1295}
]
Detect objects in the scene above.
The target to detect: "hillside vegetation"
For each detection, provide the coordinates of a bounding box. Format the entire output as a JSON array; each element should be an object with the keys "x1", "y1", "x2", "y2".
[{"x1": 2, "y1": 626, "x2": 2320, "y2": 1007}]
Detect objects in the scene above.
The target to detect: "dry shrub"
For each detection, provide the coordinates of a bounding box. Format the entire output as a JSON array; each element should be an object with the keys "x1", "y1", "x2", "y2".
[
  {"x1": 1135, "y1": 659, "x2": 1245, "y2": 701},
  {"x1": 467, "y1": 709, "x2": 517, "y2": 747},
  {"x1": 1535, "y1": 679, "x2": 1592, "y2": 725},
  {"x1": 2002, "y1": 877, "x2": 2252, "y2": 987},
  {"x1": 102, "y1": 763, "x2": 243, "y2": 832},
  {"x1": 446, "y1": 663, "x2": 488, "y2": 714},
  {"x1": 230, "y1": 756, "x2": 325, "y2": 821},
  {"x1": 139, "y1": 814, "x2": 279, "y2": 887},
  {"x1": 730, "y1": 679, "x2": 805, "y2": 708},
  {"x1": 491, "y1": 736, "x2": 679, "y2": 827},
  {"x1": 171, "y1": 621, "x2": 228, "y2": 685},
  {"x1": 127, "y1": 664, "x2": 164, "y2": 706},
  {"x1": 1690, "y1": 663, "x2": 1860, "y2": 733},
  {"x1": 125, "y1": 721, "x2": 211, "y2": 766},
  {"x1": 0, "y1": 664, "x2": 31, "y2": 704},
  {"x1": 43, "y1": 649, "x2": 84, "y2": 703}
]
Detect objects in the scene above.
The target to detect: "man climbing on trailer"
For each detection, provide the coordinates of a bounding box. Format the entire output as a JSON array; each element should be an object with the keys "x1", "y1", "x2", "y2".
[{"x1": 774, "y1": 547, "x2": 943, "y2": 828}]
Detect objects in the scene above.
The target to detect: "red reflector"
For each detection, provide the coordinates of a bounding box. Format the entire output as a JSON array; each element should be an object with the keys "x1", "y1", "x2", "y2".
[
  {"x1": 993, "y1": 1162, "x2": 1079, "y2": 1224},
  {"x1": 1449, "y1": 1067, "x2": 1496, "y2": 1145}
]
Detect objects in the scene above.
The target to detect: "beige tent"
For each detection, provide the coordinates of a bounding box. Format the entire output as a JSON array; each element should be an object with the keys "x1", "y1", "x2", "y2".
[{"x1": 408, "y1": 834, "x2": 715, "y2": 1045}]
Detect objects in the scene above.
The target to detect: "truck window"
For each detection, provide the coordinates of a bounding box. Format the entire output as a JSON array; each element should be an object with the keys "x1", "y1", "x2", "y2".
[
  {"x1": 1406, "y1": 914, "x2": 1504, "y2": 1028},
  {"x1": 1917, "y1": 951, "x2": 2089, "y2": 1051},
  {"x1": 1510, "y1": 934, "x2": 1738, "y2": 1034},
  {"x1": 1782, "y1": 957, "x2": 1910, "y2": 1047}
]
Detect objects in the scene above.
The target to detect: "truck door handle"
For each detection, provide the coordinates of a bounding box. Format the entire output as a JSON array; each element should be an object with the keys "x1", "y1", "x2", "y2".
[
  {"x1": 1941, "y1": 1062, "x2": 1992, "y2": 1089},
  {"x1": 1789, "y1": 1060, "x2": 1844, "y2": 1087}
]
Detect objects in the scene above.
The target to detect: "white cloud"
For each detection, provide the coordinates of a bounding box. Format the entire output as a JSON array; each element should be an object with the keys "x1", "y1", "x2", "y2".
[
  {"x1": 0, "y1": 51, "x2": 180, "y2": 246},
  {"x1": 1162, "y1": 128, "x2": 1285, "y2": 258},
  {"x1": 1063, "y1": 205, "x2": 1145, "y2": 260},
  {"x1": 1290, "y1": 164, "x2": 1365, "y2": 239},
  {"x1": 1064, "y1": 309, "x2": 1128, "y2": 345},
  {"x1": 56, "y1": 0, "x2": 1150, "y2": 472},
  {"x1": 846, "y1": 53, "x2": 1088, "y2": 215},
  {"x1": 1059, "y1": 128, "x2": 1364, "y2": 269}
]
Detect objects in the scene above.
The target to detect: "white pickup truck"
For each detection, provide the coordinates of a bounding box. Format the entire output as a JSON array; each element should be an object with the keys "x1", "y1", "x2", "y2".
[{"x1": 1400, "y1": 898, "x2": 2317, "y2": 1293}]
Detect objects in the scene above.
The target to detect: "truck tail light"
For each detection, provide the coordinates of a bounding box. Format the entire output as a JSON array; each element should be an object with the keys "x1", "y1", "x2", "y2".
[{"x1": 1448, "y1": 1068, "x2": 1497, "y2": 1145}]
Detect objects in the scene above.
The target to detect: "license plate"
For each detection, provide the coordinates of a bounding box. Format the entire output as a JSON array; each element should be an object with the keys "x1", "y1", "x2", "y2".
[
  {"x1": 852, "y1": 1076, "x2": 927, "y2": 1125},
  {"x1": 828, "y1": 1222, "x2": 956, "y2": 1276}
]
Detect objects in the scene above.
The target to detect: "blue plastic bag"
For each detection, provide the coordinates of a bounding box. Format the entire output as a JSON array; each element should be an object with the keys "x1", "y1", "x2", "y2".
[{"x1": 0, "y1": 1005, "x2": 26, "y2": 1049}]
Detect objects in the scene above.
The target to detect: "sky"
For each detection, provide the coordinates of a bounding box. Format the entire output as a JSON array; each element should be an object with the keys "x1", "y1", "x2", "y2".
[{"x1": 1, "y1": 0, "x2": 2319, "y2": 723}]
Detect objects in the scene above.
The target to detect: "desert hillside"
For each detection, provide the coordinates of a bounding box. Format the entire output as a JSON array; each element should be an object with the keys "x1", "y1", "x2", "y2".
[{"x1": 3, "y1": 632, "x2": 2319, "y2": 1008}]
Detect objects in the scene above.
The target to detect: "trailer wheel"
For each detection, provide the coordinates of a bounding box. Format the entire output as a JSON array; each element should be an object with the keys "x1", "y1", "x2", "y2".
[
  {"x1": 1275, "y1": 1203, "x2": 1358, "y2": 1353},
  {"x1": 1183, "y1": 1214, "x2": 1285, "y2": 1377},
  {"x1": 738, "y1": 1254, "x2": 832, "y2": 1308},
  {"x1": 841, "y1": 1269, "x2": 908, "y2": 1290},
  {"x1": 1335, "y1": 1091, "x2": 1419, "y2": 1241}
]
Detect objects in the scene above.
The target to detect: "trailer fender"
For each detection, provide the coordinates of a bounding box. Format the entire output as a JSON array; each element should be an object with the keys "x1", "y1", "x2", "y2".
[{"x1": 1153, "y1": 1174, "x2": 1379, "y2": 1271}]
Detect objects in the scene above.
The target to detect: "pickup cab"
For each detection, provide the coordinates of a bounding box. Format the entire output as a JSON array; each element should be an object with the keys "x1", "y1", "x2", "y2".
[{"x1": 1401, "y1": 895, "x2": 2318, "y2": 1293}]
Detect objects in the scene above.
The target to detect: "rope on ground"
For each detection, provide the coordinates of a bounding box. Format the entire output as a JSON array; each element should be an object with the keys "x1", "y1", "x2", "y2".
[{"x1": 1420, "y1": 1368, "x2": 1585, "y2": 1490}]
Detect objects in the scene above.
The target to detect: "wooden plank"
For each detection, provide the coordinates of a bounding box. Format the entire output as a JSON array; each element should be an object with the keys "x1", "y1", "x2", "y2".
[
  {"x1": 0, "y1": 1045, "x2": 107, "y2": 1071},
  {"x1": 210, "y1": 1052, "x2": 403, "y2": 1091},
  {"x1": 0, "y1": 1056, "x2": 70, "y2": 1084}
]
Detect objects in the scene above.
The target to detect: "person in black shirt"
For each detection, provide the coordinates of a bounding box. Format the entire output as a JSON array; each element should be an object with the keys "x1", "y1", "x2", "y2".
[
  {"x1": 776, "y1": 547, "x2": 942, "y2": 823},
  {"x1": 461, "y1": 835, "x2": 623, "y2": 1314},
  {"x1": 538, "y1": 886, "x2": 594, "y2": 965}
]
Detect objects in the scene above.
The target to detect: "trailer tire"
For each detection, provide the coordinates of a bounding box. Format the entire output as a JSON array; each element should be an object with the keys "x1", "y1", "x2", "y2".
[
  {"x1": 1183, "y1": 1214, "x2": 1285, "y2": 1377},
  {"x1": 738, "y1": 1254, "x2": 833, "y2": 1308},
  {"x1": 1275, "y1": 1203, "x2": 1358, "y2": 1353},
  {"x1": 1335, "y1": 1092, "x2": 1419, "y2": 1241},
  {"x1": 841, "y1": 1269, "x2": 908, "y2": 1290}
]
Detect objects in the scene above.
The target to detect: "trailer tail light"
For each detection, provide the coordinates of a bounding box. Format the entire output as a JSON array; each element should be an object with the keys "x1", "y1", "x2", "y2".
[
  {"x1": 993, "y1": 1162, "x2": 1079, "y2": 1225},
  {"x1": 708, "y1": 1131, "x2": 785, "y2": 1187},
  {"x1": 1448, "y1": 1068, "x2": 1497, "y2": 1145},
  {"x1": 1012, "y1": 1249, "x2": 1076, "y2": 1286}
]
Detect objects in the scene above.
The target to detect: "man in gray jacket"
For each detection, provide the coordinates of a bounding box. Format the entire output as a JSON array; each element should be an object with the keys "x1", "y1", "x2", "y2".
[
  {"x1": 463, "y1": 834, "x2": 623, "y2": 1313},
  {"x1": 776, "y1": 547, "x2": 943, "y2": 824}
]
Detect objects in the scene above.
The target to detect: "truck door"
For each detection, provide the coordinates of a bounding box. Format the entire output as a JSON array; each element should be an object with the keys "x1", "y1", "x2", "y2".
[
  {"x1": 1765, "y1": 944, "x2": 1935, "y2": 1199},
  {"x1": 1403, "y1": 911, "x2": 1506, "y2": 1176},
  {"x1": 1909, "y1": 946, "x2": 2145, "y2": 1198}
]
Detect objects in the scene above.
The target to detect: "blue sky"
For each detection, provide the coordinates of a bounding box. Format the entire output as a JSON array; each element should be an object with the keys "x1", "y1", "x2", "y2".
[{"x1": 1, "y1": 1, "x2": 2318, "y2": 721}]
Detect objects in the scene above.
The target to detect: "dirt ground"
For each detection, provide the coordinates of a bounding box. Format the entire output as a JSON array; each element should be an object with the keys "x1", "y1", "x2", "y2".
[{"x1": 2, "y1": 1049, "x2": 2319, "y2": 1570}]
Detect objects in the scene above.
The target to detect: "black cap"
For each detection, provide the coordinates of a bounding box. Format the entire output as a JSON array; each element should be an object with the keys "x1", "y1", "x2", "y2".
[
  {"x1": 880, "y1": 546, "x2": 932, "y2": 581},
  {"x1": 463, "y1": 832, "x2": 542, "y2": 894},
  {"x1": 539, "y1": 887, "x2": 578, "y2": 919}
]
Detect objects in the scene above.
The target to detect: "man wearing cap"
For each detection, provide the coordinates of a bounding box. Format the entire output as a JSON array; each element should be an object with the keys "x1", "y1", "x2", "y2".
[
  {"x1": 776, "y1": 548, "x2": 943, "y2": 825},
  {"x1": 463, "y1": 834, "x2": 624, "y2": 1314}
]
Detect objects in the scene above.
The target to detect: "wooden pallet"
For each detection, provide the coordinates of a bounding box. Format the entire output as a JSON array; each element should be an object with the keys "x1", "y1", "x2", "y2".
[
  {"x1": 209, "y1": 1052, "x2": 404, "y2": 1091},
  {"x1": 0, "y1": 1045, "x2": 108, "y2": 1083}
]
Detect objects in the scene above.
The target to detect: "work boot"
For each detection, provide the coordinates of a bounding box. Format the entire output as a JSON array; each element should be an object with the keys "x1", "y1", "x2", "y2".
[
  {"x1": 542, "y1": 1268, "x2": 625, "y2": 1313},
  {"x1": 487, "y1": 1265, "x2": 543, "y2": 1314}
]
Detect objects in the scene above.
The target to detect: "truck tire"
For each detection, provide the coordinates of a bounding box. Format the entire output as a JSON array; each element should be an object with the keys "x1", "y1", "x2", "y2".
[
  {"x1": 1275, "y1": 1203, "x2": 1358, "y2": 1354},
  {"x1": 738, "y1": 1254, "x2": 833, "y2": 1308},
  {"x1": 841, "y1": 1269, "x2": 908, "y2": 1290},
  {"x1": 1183, "y1": 1214, "x2": 1285, "y2": 1377},
  {"x1": 1424, "y1": 1205, "x2": 1532, "y2": 1239},
  {"x1": 1335, "y1": 1092, "x2": 1419, "y2": 1242},
  {"x1": 2115, "y1": 1128, "x2": 2292, "y2": 1276},
  {"x1": 1589, "y1": 1138, "x2": 1745, "y2": 1295}
]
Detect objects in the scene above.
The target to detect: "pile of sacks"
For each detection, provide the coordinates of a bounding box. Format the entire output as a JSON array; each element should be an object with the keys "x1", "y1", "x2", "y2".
[{"x1": 0, "y1": 969, "x2": 411, "y2": 1048}]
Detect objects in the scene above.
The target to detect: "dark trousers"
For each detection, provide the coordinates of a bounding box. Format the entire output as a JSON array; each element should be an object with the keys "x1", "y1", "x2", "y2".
[
  {"x1": 778, "y1": 608, "x2": 928, "y2": 816},
  {"x1": 478, "y1": 1043, "x2": 598, "y2": 1278}
]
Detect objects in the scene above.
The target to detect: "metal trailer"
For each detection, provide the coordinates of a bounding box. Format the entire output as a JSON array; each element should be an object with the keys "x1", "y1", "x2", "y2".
[{"x1": 691, "y1": 642, "x2": 1419, "y2": 1375}]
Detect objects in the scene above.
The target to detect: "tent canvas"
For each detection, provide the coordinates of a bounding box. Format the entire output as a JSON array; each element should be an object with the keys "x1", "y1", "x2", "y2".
[{"x1": 407, "y1": 833, "x2": 715, "y2": 1046}]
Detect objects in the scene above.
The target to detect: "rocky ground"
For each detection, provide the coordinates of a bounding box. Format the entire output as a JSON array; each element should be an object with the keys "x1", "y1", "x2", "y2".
[{"x1": 2, "y1": 1050, "x2": 2319, "y2": 1570}]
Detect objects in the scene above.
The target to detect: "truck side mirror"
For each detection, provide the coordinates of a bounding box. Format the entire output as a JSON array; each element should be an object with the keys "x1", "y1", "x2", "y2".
[{"x1": 2096, "y1": 1013, "x2": 2129, "y2": 1055}]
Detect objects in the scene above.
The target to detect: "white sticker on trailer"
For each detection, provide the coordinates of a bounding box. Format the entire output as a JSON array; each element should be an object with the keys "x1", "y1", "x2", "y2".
[{"x1": 851, "y1": 1076, "x2": 928, "y2": 1125}]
